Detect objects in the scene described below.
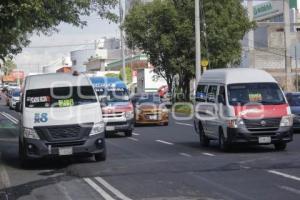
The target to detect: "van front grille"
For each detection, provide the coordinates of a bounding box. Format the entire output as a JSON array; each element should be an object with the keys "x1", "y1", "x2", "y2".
[
  {"x1": 243, "y1": 118, "x2": 281, "y2": 132},
  {"x1": 35, "y1": 123, "x2": 93, "y2": 142}
]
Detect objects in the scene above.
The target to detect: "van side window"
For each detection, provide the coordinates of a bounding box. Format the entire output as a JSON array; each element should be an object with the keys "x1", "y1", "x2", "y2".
[
  {"x1": 207, "y1": 85, "x2": 218, "y2": 103},
  {"x1": 196, "y1": 85, "x2": 207, "y2": 102},
  {"x1": 218, "y1": 86, "x2": 226, "y2": 105}
]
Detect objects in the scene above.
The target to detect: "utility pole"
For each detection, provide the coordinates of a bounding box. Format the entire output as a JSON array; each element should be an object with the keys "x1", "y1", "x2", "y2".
[
  {"x1": 119, "y1": 0, "x2": 127, "y2": 84},
  {"x1": 195, "y1": 0, "x2": 201, "y2": 83},
  {"x1": 247, "y1": 0, "x2": 255, "y2": 68},
  {"x1": 283, "y1": 0, "x2": 291, "y2": 91},
  {"x1": 296, "y1": 46, "x2": 299, "y2": 91}
]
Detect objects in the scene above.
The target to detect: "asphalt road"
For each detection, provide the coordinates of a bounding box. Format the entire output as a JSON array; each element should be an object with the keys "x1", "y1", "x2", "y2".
[{"x1": 0, "y1": 96, "x2": 300, "y2": 199}]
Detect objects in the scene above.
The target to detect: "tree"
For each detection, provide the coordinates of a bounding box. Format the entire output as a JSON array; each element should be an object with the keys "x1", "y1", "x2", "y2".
[
  {"x1": 0, "y1": 0, "x2": 118, "y2": 61},
  {"x1": 119, "y1": 66, "x2": 132, "y2": 83},
  {"x1": 123, "y1": 0, "x2": 254, "y2": 100},
  {"x1": 2, "y1": 59, "x2": 17, "y2": 75},
  {"x1": 105, "y1": 73, "x2": 119, "y2": 78}
]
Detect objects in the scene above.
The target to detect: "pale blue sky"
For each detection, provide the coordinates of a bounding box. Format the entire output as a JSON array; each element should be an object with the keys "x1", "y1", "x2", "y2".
[
  {"x1": 14, "y1": 14, "x2": 119, "y2": 73},
  {"x1": 14, "y1": 0, "x2": 266, "y2": 73}
]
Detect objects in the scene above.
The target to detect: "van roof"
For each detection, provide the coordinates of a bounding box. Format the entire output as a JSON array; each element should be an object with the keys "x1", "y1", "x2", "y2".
[
  {"x1": 90, "y1": 77, "x2": 127, "y2": 89},
  {"x1": 25, "y1": 73, "x2": 91, "y2": 90},
  {"x1": 199, "y1": 68, "x2": 277, "y2": 85}
]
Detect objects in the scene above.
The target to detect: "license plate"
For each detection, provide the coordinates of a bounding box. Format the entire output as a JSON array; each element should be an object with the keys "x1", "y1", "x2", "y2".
[
  {"x1": 106, "y1": 126, "x2": 115, "y2": 131},
  {"x1": 58, "y1": 147, "x2": 73, "y2": 156},
  {"x1": 258, "y1": 136, "x2": 271, "y2": 144},
  {"x1": 149, "y1": 115, "x2": 158, "y2": 120}
]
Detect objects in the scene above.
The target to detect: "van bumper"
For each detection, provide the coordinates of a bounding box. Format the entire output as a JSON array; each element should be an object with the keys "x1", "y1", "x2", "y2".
[
  {"x1": 21, "y1": 134, "x2": 105, "y2": 159},
  {"x1": 227, "y1": 127, "x2": 293, "y2": 144}
]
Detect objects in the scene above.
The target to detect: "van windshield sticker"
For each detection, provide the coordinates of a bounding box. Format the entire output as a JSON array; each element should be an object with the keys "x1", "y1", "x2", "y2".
[
  {"x1": 249, "y1": 93, "x2": 262, "y2": 102},
  {"x1": 58, "y1": 99, "x2": 74, "y2": 107},
  {"x1": 27, "y1": 96, "x2": 50, "y2": 104}
]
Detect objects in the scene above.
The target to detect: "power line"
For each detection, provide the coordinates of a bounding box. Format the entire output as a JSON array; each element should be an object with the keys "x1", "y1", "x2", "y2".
[{"x1": 25, "y1": 43, "x2": 95, "y2": 49}]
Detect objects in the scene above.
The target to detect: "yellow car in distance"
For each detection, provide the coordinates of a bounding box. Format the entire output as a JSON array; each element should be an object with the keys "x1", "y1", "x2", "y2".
[{"x1": 132, "y1": 93, "x2": 169, "y2": 126}]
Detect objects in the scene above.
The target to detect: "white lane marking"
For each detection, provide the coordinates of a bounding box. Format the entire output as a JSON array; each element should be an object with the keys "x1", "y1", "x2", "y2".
[
  {"x1": 95, "y1": 177, "x2": 132, "y2": 200},
  {"x1": 0, "y1": 112, "x2": 18, "y2": 124},
  {"x1": 268, "y1": 170, "x2": 300, "y2": 181},
  {"x1": 179, "y1": 153, "x2": 192, "y2": 157},
  {"x1": 202, "y1": 152, "x2": 216, "y2": 157},
  {"x1": 279, "y1": 185, "x2": 300, "y2": 195},
  {"x1": 156, "y1": 140, "x2": 174, "y2": 145},
  {"x1": 128, "y1": 137, "x2": 139, "y2": 142},
  {"x1": 175, "y1": 122, "x2": 193, "y2": 127},
  {"x1": 3, "y1": 112, "x2": 18, "y2": 122},
  {"x1": 83, "y1": 178, "x2": 115, "y2": 200},
  {"x1": 240, "y1": 166, "x2": 251, "y2": 169},
  {"x1": 132, "y1": 132, "x2": 140, "y2": 136}
]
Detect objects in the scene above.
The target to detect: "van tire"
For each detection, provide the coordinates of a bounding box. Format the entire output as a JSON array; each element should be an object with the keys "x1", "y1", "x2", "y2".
[
  {"x1": 94, "y1": 151, "x2": 106, "y2": 162},
  {"x1": 219, "y1": 129, "x2": 231, "y2": 152},
  {"x1": 274, "y1": 142, "x2": 287, "y2": 151},
  {"x1": 125, "y1": 130, "x2": 132, "y2": 137},
  {"x1": 19, "y1": 141, "x2": 30, "y2": 168},
  {"x1": 199, "y1": 123, "x2": 209, "y2": 147}
]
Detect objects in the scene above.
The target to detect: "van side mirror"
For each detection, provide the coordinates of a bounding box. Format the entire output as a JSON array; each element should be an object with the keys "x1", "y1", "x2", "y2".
[
  {"x1": 100, "y1": 97, "x2": 108, "y2": 107},
  {"x1": 15, "y1": 102, "x2": 22, "y2": 113},
  {"x1": 218, "y1": 95, "x2": 225, "y2": 105}
]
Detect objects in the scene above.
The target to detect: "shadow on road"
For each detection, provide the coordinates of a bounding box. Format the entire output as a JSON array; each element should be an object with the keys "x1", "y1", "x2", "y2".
[{"x1": 176, "y1": 140, "x2": 278, "y2": 154}]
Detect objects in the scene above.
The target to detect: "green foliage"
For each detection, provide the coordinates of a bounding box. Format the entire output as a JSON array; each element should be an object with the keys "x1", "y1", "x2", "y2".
[
  {"x1": 119, "y1": 66, "x2": 132, "y2": 83},
  {"x1": 2, "y1": 59, "x2": 17, "y2": 75},
  {"x1": 105, "y1": 73, "x2": 119, "y2": 78},
  {"x1": 0, "y1": 0, "x2": 118, "y2": 61},
  {"x1": 202, "y1": 0, "x2": 255, "y2": 68},
  {"x1": 123, "y1": 0, "x2": 254, "y2": 99}
]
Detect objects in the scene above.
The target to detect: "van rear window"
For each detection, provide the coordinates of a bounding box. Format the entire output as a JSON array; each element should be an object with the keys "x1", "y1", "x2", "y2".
[{"x1": 25, "y1": 86, "x2": 97, "y2": 108}]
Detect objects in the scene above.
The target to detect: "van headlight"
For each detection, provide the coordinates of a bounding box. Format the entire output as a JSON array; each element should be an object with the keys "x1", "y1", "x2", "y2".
[
  {"x1": 280, "y1": 115, "x2": 293, "y2": 127},
  {"x1": 125, "y1": 111, "x2": 134, "y2": 119},
  {"x1": 227, "y1": 118, "x2": 244, "y2": 128},
  {"x1": 24, "y1": 128, "x2": 40, "y2": 140},
  {"x1": 90, "y1": 122, "x2": 105, "y2": 136}
]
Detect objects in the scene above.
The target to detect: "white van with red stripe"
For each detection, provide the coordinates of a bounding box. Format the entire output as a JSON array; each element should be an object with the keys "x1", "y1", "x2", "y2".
[{"x1": 194, "y1": 68, "x2": 293, "y2": 151}]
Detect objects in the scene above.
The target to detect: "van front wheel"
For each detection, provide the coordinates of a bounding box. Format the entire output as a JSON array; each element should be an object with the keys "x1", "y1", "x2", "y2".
[
  {"x1": 125, "y1": 130, "x2": 132, "y2": 137},
  {"x1": 19, "y1": 142, "x2": 30, "y2": 168},
  {"x1": 274, "y1": 142, "x2": 287, "y2": 151},
  {"x1": 219, "y1": 131, "x2": 231, "y2": 152},
  {"x1": 199, "y1": 124, "x2": 209, "y2": 147}
]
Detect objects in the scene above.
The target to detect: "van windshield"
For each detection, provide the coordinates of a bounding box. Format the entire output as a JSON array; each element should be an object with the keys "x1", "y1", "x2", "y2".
[
  {"x1": 228, "y1": 83, "x2": 286, "y2": 106},
  {"x1": 25, "y1": 86, "x2": 97, "y2": 108}
]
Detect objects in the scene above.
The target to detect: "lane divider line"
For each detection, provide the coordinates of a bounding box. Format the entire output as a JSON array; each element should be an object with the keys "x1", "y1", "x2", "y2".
[
  {"x1": 95, "y1": 177, "x2": 132, "y2": 200},
  {"x1": 179, "y1": 153, "x2": 192, "y2": 157},
  {"x1": 0, "y1": 112, "x2": 18, "y2": 124},
  {"x1": 128, "y1": 138, "x2": 139, "y2": 142},
  {"x1": 156, "y1": 140, "x2": 174, "y2": 145},
  {"x1": 202, "y1": 153, "x2": 216, "y2": 157},
  {"x1": 83, "y1": 178, "x2": 115, "y2": 200},
  {"x1": 268, "y1": 170, "x2": 300, "y2": 182},
  {"x1": 132, "y1": 133, "x2": 140, "y2": 136},
  {"x1": 2, "y1": 112, "x2": 18, "y2": 122},
  {"x1": 279, "y1": 185, "x2": 300, "y2": 195},
  {"x1": 175, "y1": 122, "x2": 193, "y2": 127}
]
